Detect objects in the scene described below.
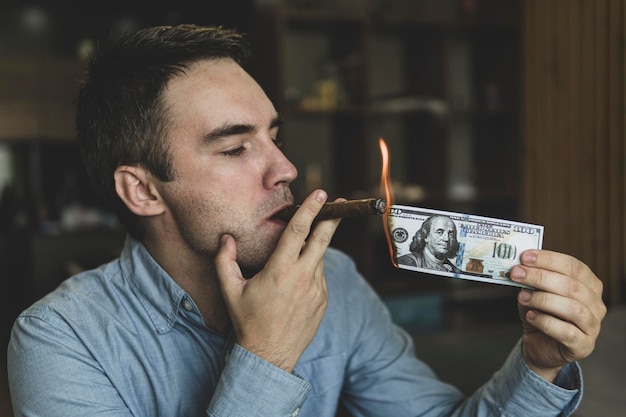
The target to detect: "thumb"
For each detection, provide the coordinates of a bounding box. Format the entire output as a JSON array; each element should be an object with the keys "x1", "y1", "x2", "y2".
[{"x1": 215, "y1": 234, "x2": 245, "y2": 300}]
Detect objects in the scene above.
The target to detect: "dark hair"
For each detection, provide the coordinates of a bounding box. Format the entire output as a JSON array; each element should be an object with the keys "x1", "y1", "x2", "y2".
[
  {"x1": 76, "y1": 24, "x2": 251, "y2": 238},
  {"x1": 409, "y1": 215, "x2": 460, "y2": 258}
]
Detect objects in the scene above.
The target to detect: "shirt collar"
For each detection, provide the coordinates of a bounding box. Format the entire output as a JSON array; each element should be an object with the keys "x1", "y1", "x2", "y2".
[{"x1": 119, "y1": 235, "x2": 188, "y2": 334}]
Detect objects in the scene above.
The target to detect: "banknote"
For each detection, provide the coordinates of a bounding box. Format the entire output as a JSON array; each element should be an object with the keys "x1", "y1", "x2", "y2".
[{"x1": 388, "y1": 205, "x2": 543, "y2": 289}]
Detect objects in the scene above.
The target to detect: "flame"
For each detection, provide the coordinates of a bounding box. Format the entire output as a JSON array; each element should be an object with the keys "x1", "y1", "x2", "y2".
[{"x1": 379, "y1": 138, "x2": 397, "y2": 268}]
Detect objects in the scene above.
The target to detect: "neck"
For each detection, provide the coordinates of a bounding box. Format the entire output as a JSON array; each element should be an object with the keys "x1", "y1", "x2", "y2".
[{"x1": 142, "y1": 236, "x2": 232, "y2": 335}]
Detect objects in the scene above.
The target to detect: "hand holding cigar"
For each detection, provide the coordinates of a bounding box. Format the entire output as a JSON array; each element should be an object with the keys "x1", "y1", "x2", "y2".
[{"x1": 273, "y1": 198, "x2": 386, "y2": 222}]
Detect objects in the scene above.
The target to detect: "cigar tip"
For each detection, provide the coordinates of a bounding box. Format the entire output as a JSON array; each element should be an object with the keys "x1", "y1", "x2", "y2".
[{"x1": 375, "y1": 198, "x2": 387, "y2": 215}]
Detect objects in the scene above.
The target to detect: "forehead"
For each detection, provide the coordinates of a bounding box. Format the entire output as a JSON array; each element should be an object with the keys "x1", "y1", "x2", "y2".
[
  {"x1": 163, "y1": 58, "x2": 275, "y2": 127},
  {"x1": 431, "y1": 217, "x2": 455, "y2": 230}
]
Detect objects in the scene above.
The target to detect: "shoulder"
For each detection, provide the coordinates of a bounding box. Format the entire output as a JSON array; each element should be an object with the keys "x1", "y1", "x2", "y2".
[
  {"x1": 13, "y1": 259, "x2": 124, "y2": 335},
  {"x1": 397, "y1": 252, "x2": 419, "y2": 266}
]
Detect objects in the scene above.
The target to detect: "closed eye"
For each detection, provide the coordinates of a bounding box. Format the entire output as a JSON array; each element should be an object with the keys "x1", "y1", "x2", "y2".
[{"x1": 221, "y1": 146, "x2": 246, "y2": 157}]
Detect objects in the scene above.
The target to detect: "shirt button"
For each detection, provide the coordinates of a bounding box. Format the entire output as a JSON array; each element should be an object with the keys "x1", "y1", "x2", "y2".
[
  {"x1": 291, "y1": 407, "x2": 300, "y2": 417},
  {"x1": 182, "y1": 299, "x2": 193, "y2": 311}
]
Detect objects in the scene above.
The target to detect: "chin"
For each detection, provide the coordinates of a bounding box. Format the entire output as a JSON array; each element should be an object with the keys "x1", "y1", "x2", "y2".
[
  {"x1": 237, "y1": 241, "x2": 276, "y2": 273},
  {"x1": 232, "y1": 224, "x2": 283, "y2": 274}
]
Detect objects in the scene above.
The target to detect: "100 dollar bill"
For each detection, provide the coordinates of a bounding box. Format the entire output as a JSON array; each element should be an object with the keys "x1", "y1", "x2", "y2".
[{"x1": 388, "y1": 205, "x2": 543, "y2": 289}]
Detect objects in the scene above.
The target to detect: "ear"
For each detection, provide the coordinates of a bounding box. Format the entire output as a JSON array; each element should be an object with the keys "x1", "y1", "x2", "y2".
[{"x1": 114, "y1": 165, "x2": 165, "y2": 217}]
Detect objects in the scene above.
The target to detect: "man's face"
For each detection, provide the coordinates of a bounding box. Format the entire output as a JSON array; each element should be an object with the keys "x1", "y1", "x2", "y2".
[
  {"x1": 155, "y1": 58, "x2": 297, "y2": 271},
  {"x1": 425, "y1": 216, "x2": 456, "y2": 260}
]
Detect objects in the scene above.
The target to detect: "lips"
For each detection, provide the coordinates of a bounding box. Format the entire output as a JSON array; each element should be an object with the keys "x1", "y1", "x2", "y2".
[{"x1": 270, "y1": 204, "x2": 294, "y2": 222}]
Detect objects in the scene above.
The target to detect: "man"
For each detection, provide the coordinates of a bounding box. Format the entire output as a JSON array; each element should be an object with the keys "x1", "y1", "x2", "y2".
[
  {"x1": 8, "y1": 24, "x2": 606, "y2": 416},
  {"x1": 397, "y1": 214, "x2": 461, "y2": 273}
]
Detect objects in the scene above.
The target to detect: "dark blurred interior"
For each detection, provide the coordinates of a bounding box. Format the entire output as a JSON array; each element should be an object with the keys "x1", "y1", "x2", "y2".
[
  {"x1": 0, "y1": 0, "x2": 257, "y2": 351},
  {"x1": 1, "y1": 1, "x2": 624, "y2": 416}
]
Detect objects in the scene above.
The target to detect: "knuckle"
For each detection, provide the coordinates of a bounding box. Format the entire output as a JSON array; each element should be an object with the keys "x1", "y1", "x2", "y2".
[
  {"x1": 311, "y1": 230, "x2": 332, "y2": 247},
  {"x1": 585, "y1": 339, "x2": 597, "y2": 357},
  {"x1": 593, "y1": 276, "x2": 604, "y2": 295},
  {"x1": 565, "y1": 336, "x2": 592, "y2": 361},
  {"x1": 319, "y1": 290, "x2": 329, "y2": 308},
  {"x1": 533, "y1": 268, "x2": 549, "y2": 286},
  {"x1": 568, "y1": 256, "x2": 587, "y2": 278},
  {"x1": 289, "y1": 220, "x2": 310, "y2": 238},
  {"x1": 562, "y1": 325, "x2": 579, "y2": 345},
  {"x1": 599, "y1": 301, "x2": 608, "y2": 318},
  {"x1": 566, "y1": 279, "x2": 582, "y2": 298},
  {"x1": 271, "y1": 265, "x2": 289, "y2": 281},
  {"x1": 570, "y1": 299, "x2": 585, "y2": 318}
]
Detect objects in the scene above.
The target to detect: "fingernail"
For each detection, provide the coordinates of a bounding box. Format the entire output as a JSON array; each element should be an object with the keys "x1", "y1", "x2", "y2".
[
  {"x1": 315, "y1": 190, "x2": 327, "y2": 202},
  {"x1": 510, "y1": 266, "x2": 526, "y2": 280},
  {"x1": 522, "y1": 251, "x2": 537, "y2": 264},
  {"x1": 519, "y1": 289, "x2": 532, "y2": 302}
]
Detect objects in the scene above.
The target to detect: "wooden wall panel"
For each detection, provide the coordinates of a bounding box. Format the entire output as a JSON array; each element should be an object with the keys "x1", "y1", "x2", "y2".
[{"x1": 523, "y1": 0, "x2": 625, "y2": 305}]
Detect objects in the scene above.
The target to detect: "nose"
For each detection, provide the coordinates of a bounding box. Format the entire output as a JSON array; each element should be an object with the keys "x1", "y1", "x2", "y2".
[{"x1": 263, "y1": 140, "x2": 298, "y2": 189}]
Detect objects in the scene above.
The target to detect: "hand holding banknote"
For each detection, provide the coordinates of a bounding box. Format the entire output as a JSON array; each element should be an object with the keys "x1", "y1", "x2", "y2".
[
  {"x1": 389, "y1": 205, "x2": 606, "y2": 382},
  {"x1": 389, "y1": 205, "x2": 544, "y2": 288},
  {"x1": 510, "y1": 250, "x2": 607, "y2": 382}
]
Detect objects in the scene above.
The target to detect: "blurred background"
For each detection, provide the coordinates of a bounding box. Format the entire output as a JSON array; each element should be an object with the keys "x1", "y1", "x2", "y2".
[{"x1": 0, "y1": 1, "x2": 624, "y2": 416}]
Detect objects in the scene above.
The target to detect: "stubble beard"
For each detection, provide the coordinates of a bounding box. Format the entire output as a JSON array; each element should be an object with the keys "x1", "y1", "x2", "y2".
[
  {"x1": 171, "y1": 188, "x2": 293, "y2": 276},
  {"x1": 235, "y1": 189, "x2": 293, "y2": 274}
]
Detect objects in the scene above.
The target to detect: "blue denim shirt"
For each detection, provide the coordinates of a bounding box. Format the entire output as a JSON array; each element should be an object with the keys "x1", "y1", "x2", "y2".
[{"x1": 8, "y1": 236, "x2": 582, "y2": 416}]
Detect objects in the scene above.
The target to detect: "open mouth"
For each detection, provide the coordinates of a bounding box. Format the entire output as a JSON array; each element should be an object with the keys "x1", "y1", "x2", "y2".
[{"x1": 270, "y1": 204, "x2": 295, "y2": 222}]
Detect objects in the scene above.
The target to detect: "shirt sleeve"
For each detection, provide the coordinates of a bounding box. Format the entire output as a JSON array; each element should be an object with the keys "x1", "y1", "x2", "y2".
[
  {"x1": 479, "y1": 340, "x2": 582, "y2": 416},
  {"x1": 8, "y1": 309, "x2": 135, "y2": 417},
  {"x1": 206, "y1": 344, "x2": 311, "y2": 417},
  {"x1": 333, "y1": 252, "x2": 582, "y2": 417},
  {"x1": 10, "y1": 306, "x2": 311, "y2": 417}
]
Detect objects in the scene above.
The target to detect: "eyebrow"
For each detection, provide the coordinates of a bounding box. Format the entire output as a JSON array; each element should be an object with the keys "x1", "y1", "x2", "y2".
[{"x1": 203, "y1": 115, "x2": 283, "y2": 142}]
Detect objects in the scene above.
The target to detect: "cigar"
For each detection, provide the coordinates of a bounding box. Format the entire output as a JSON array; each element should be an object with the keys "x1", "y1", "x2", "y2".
[{"x1": 273, "y1": 198, "x2": 386, "y2": 221}]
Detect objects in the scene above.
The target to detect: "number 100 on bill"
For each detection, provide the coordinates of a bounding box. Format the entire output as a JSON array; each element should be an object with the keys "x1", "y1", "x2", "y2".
[{"x1": 388, "y1": 205, "x2": 543, "y2": 289}]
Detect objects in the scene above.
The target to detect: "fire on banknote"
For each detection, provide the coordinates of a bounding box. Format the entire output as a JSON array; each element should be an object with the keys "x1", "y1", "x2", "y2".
[
  {"x1": 277, "y1": 138, "x2": 541, "y2": 289},
  {"x1": 378, "y1": 138, "x2": 540, "y2": 289}
]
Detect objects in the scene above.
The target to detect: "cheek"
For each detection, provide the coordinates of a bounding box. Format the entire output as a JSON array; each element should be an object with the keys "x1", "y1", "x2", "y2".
[
  {"x1": 165, "y1": 188, "x2": 238, "y2": 254},
  {"x1": 202, "y1": 162, "x2": 258, "y2": 192},
  {"x1": 163, "y1": 161, "x2": 262, "y2": 232}
]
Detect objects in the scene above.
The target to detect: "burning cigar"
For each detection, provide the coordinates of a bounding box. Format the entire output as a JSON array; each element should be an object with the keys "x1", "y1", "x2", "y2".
[{"x1": 274, "y1": 198, "x2": 387, "y2": 221}]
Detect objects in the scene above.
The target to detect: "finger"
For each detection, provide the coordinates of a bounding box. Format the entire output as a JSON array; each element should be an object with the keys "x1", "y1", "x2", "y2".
[
  {"x1": 214, "y1": 234, "x2": 245, "y2": 299},
  {"x1": 516, "y1": 250, "x2": 601, "y2": 294},
  {"x1": 523, "y1": 309, "x2": 595, "y2": 361},
  {"x1": 299, "y1": 202, "x2": 343, "y2": 264},
  {"x1": 511, "y1": 251, "x2": 606, "y2": 320},
  {"x1": 514, "y1": 266, "x2": 605, "y2": 327},
  {"x1": 272, "y1": 190, "x2": 328, "y2": 263},
  {"x1": 518, "y1": 289, "x2": 599, "y2": 337}
]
